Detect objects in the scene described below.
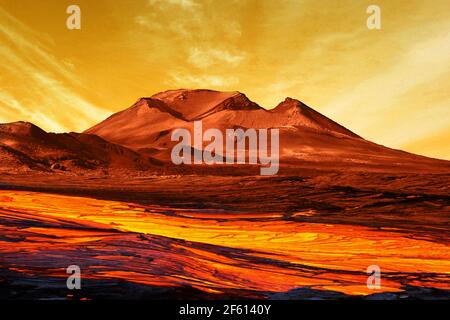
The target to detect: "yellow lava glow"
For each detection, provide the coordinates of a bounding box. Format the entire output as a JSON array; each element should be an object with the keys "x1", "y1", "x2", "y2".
[{"x1": 1, "y1": 190, "x2": 449, "y2": 296}]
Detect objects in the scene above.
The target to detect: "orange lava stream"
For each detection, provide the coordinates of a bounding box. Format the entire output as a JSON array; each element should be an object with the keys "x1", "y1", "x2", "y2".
[{"x1": 1, "y1": 190, "x2": 449, "y2": 296}]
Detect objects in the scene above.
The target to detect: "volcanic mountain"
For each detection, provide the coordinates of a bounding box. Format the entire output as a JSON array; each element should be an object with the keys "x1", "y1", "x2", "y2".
[
  {"x1": 86, "y1": 89, "x2": 358, "y2": 146},
  {"x1": 0, "y1": 121, "x2": 159, "y2": 173},
  {"x1": 85, "y1": 89, "x2": 450, "y2": 172},
  {"x1": 0, "y1": 89, "x2": 448, "y2": 174}
]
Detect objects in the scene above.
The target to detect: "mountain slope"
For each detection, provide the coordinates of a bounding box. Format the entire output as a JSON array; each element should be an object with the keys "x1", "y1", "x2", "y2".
[
  {"x1": 85, "y1": 98, "x2": 187, "y2": 150},
  {"x1": 271, "y1": 98, "x2": 360, "y2": 137}
]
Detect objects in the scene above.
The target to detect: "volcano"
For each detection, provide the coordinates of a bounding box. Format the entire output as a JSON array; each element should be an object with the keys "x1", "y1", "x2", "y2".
[{"x1": 84, "y1": 89, "x2": 450, "y2": 173}]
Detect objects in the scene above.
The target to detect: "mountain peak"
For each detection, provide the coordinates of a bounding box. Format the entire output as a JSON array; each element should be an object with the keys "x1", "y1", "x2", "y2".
[
  {"x1": 272, "y1": 97, "x2": 308, "y2": 113},
  {"x1": 272, "y1": 98, "x2": 359, "y2": 138},
  {"x1": 151, "y1": 89, "x2": 262, "y2": 120}
]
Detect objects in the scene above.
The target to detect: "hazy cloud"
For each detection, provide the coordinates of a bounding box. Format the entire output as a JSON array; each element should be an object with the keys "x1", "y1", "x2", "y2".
[
  {"x1": 187, "y1": 48, "x2": 245, "y2": 69},
  {"x1": 0, "y1": 7, "x2": 109, "y2": 132},
  {"x1": 170, "y1": 73, "x2": 239, "y2": 87}
]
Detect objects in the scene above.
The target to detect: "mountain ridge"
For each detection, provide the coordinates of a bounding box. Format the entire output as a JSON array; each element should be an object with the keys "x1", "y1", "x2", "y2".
[
  {"x1": 85, "y1": 89, "x2": 360, "y2": 149},
  {"x1": 150, "y1": 89, "x2": 262, "y2": 121},
  {"x1": 1, "y1": 89, "x2": 450, "y2": 174},
  {"x1": 0, "y1": 121, "x2": 161, "y2": 173}
]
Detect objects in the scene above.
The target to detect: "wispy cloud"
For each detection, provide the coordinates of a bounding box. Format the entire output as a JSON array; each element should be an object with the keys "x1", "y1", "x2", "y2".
[
  {"x1": 147, "y1": 0, "x2": 199, "y2": 9},
  {"x1": 187, "y1": 48, "x2": 245, "y2": 69},
  {"x1": 322, "y1": 25, "x2": 450, "y2": 150},
  {"x1": 134, "y1": 0, "x2": 245, "y2": 90},
  {"x1": 0, "y1": 7, "x2": 109, "y2": 133},
  {"x1": 0, "y1": 90, "x2": 63, "y2": 131},
  {"x1": 170, "y1": 73, "x2": 239, "y2": 87}
]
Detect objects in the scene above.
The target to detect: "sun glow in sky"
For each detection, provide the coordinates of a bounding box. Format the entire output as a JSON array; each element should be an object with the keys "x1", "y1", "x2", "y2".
[{"x1": 0, "y1": 0, "x2": 449, "y2": 159}]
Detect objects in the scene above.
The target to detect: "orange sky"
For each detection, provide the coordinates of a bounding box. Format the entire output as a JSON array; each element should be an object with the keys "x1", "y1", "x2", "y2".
[{"x1": 0, "y1": 0, "x2": 449, "y2": 160}]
